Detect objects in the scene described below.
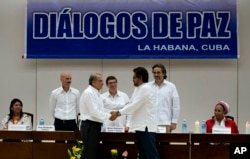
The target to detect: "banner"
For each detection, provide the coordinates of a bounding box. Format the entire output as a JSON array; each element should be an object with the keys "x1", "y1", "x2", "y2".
[{"x1": 25, "y1": 0, "x2": 238, "y2": 59}]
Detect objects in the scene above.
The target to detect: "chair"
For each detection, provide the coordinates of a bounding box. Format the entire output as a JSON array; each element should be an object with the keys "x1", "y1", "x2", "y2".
[
  {"x1": 77, "y1": 113, "x2": 81, "y2": 130},
  {"x1": 225, "y1": 115, "x2": 234, "y2": 120},
  {"x1": 23, "y1": 112, "x2": 34, "y2": 127}
]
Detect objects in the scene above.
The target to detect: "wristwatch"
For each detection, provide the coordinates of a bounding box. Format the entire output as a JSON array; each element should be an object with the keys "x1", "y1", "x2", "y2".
[{"x1": 117, "y1": 111, "x2": 121, "y2": 117}]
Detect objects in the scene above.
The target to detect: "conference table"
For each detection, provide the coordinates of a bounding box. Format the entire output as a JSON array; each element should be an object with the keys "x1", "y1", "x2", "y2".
[{"x1": 0, "y1": 131, "x2": 249, "y2": 159}]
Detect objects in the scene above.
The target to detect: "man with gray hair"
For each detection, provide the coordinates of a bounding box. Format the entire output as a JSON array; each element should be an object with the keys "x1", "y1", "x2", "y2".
[{"x1": 79, "y1": 73, "x2": 118, "y2": 159}]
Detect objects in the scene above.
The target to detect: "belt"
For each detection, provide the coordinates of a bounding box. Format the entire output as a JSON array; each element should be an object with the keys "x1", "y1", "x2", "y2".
[
  {"x1": 82, "y1": 120, "x2": 102, "y2": 126},
  {"x1": 55, "y1": 118, "x2": 75, "y2": 124}
]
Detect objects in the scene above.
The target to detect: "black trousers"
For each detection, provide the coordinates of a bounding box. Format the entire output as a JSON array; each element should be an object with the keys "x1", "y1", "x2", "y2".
[
  {"x1": 54, "y1": 118, "x2": 77, "y2": 131},
  {"x1": 135, "y1": 127, "x2": 160, "y2": 159},
  {"x1": 80, "y1": 120, "x2": 102, "y2": 159}
]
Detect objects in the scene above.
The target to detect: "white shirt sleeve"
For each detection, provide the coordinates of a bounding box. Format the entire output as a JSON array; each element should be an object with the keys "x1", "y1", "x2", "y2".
[
  {"x1": 49, "y1": 91, "x2": 56, "y2": 118},
  {"x1": 171, "y1": 86, "x2": 180, "y2": 123},
  {"x1": 80, "y1": 87, "x2": 110, "y2": 122}
]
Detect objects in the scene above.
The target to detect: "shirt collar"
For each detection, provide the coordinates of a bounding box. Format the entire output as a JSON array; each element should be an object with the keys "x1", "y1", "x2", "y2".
[
  {"x1": 153, "y1": 80, "x2": 167, "y2": 86},
  {"x1": 60, "y1": 86, "x2": 72, "y2": 93},
  {"x1": 214, "y1": 118, "x2": 226, "y2": 127},
  {"x1": 108, "y1": 91, "x2": 120, "y2": 98},
  {"x1": 89, "y1": 85, "x2": 100, "y2": 93}
]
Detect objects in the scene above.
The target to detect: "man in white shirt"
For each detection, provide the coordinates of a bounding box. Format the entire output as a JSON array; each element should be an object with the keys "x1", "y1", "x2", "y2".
[
  {"x1": 79, "y1": 73, "x2": 114, "y2": 159},
  {"x1": 49, "y1": 72, "x2": 80, "y2": 131},
  {"x1": 148, "y1": 64, "x2": 180, "y2": 133},
  {"x1": 102, "y1": 75, "x2": 130, "y2": 132},
  {"x1": 110, "y1": 67, "x2": 160, "y2": 159}
]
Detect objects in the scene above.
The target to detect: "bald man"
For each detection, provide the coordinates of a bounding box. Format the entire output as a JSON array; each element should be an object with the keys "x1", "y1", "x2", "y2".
[{"x1": 49, "y1": 72, "x2": 80, "y2": 131}]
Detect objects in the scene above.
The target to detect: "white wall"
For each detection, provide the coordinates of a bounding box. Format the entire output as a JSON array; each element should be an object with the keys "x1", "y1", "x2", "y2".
[
  {"x1": 0, "y1": 0, "x2": 249, "y2": 133},
  {"x1": 237, "y1": 0, "x2": 250, "y2": 134}
]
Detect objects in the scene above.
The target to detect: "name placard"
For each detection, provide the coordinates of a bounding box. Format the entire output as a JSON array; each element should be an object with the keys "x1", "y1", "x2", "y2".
[
  {"x1": 212, "y1": 127, "x2": 231, "y2": 134},
  {"x1": 157, "y1": 126, "x2": 166, "y2": 133},
  {"x1": 8, "y1": 125, "x2": 27, "y2": 131},
  {"x1": 106, "y1": 126, "x2": 124, "y2": 133},
  {"x1": 36, "y1": 125, "x2": 55, "y2": 131}
]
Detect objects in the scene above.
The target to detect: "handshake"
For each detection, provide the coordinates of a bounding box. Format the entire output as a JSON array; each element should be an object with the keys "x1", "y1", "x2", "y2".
[{"x1": 109, "y1": 111, "x2": 120, "y2": 121}]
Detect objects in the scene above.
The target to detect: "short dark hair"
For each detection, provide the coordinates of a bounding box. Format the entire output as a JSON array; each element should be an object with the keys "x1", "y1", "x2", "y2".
[
  {"x1": 106, "y1": 76, "x2": 117, "y2": 85},
  {"x1": 133, "y1": 67, "x2": 149, "y2": 83},
  {"x1": 152, "y1": 63, "x2": 167, "y2": 79}
]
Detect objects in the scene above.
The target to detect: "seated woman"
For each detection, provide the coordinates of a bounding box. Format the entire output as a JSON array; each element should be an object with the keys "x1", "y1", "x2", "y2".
[
  {"x1": 206, "y1": 101, "x2": 239, "y2": 134},
  {"x1": 1, "y1": 98, "x2": 32, "y2": 130}
]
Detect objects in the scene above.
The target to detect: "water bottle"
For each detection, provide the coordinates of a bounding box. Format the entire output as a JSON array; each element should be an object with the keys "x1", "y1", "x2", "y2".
[
  {"x1": 201, "y1": 120, "x2": 206, "y2": 134},
  {"x1": 182, "y1": 119, "x2": 187, "y2": 133},
  {"x1": 40, "y1": 117, "x2": 45, "y2": 127}
]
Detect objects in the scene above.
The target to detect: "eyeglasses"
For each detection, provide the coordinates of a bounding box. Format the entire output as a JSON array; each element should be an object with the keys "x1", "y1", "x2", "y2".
[{"x1": 107, "y1": 81, "x2": 117, "y2": 85}]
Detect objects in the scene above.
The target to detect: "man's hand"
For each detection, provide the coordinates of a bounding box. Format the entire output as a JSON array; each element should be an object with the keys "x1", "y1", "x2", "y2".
[
  {"x1": 109, "y1": 111, "x2": 118, "y2": 121},
  {"x1": 170, "y1": 123, "x2": 177, "y2": 130}
]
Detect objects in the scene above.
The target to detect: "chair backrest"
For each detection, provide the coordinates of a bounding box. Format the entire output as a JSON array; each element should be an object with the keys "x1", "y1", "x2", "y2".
[
  {"x1": 225, "y1": 115, "x2": 234, "y2": 120},
  {"x1": 23, "y1": 112, "x2": 34, "y2": 127},
  {"x1": 77, "y1": 113, "x2": 81, "y2": 130}
]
